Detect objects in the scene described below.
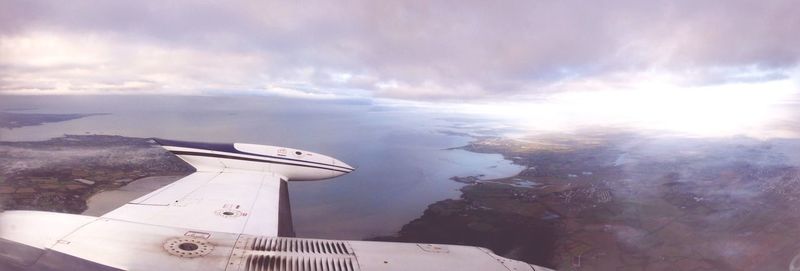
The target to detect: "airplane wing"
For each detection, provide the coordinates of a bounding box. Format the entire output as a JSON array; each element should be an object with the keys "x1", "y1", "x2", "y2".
[
  {"x1": 101, "y1": 138, "x2": 353, "y2": 237},
  {"x1": 0, "y1": 139, "x2": 553, "y2": 271}
]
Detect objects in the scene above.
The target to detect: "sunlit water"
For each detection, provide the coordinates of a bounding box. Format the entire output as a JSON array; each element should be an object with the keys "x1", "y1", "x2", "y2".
[{"x1": 0, "y1": 95, "x2": 523, "y2": 239}]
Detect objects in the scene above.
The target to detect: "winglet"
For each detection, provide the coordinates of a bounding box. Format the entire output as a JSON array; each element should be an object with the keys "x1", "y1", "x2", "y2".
[{"x1": 151, "y1": 138, "x2": 354, "y2": 180}]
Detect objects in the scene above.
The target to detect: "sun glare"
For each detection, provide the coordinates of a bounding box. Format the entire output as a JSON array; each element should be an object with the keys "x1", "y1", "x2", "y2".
[{"x1": 464, "y1": 79, "x2": 798, "y2": 138}]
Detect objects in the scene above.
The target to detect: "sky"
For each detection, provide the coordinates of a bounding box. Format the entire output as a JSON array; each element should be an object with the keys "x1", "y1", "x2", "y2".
[{"x1": 1, "y1": 0, "x2": 799, "y2": 136}]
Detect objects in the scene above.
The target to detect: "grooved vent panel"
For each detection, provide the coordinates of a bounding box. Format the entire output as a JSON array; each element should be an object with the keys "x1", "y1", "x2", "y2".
[
  {"x1": 227, "y1": 236, "x2": 359, "y2": 271},
  {"x1": 244, "y1": 255, "x2": 357, "y2": 271},
  {"x1": 250, "y1": 237, "x2": 352, "y2": 255}
]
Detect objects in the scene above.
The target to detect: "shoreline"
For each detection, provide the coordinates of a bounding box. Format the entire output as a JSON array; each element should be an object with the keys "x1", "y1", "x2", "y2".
[
  {"x1": 0, "y1": 111, "x2": 108, "y2": 129},
  {"x1": 81, "y1": 175, "x2": 184, "y2": 216},
  {"x1": 371, "y1": 136, "x2": 562, "y2": 268}
]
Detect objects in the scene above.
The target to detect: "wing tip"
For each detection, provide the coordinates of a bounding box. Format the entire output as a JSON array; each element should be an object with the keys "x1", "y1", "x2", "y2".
[
  {"x1": 150, "y1": 137, "x2": 178, "y2": 147},
  {"x1": 150, "y1": 137, "x2": 163, "y2": 145}
]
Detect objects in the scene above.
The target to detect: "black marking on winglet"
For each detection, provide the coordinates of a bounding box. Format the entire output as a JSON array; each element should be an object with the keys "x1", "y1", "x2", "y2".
[{"x1": 152, "y1": 138, "x2": 238, "y2": 153}]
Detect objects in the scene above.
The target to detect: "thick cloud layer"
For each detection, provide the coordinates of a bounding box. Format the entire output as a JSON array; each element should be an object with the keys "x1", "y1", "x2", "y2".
[{"x1": 1, "y1": 0, "x2": 798, "y2": 100}]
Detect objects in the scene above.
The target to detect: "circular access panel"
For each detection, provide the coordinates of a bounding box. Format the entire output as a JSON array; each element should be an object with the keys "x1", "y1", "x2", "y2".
[
  {"x1": 163, "y1": 237, "x2": 214, "y2": 258},
  {"x1": 214, "y1": 209, "x2": 244, "y2": 218}
]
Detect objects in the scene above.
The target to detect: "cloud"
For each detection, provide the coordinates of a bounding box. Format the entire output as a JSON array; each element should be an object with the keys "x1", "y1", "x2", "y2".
[{"x1": 0, "y1": 0, "x2": 799, "y2": 100}]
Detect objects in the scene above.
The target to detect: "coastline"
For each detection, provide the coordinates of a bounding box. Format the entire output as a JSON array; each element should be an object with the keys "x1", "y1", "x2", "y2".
[
  {"x1": 0, "y1": 112, "x2": 108, "y2": 129},
  {"x1": 81, "y1": 175, "x2": 183, "y2": 216},
  {"x1": 371, "y1": 136, "x2": 565, "y2": 268}
]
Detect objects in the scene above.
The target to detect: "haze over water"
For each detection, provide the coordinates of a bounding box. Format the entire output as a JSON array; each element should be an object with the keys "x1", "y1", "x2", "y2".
[{"x1": 0, "y1": 95, "x2": 523, "y2": 239}]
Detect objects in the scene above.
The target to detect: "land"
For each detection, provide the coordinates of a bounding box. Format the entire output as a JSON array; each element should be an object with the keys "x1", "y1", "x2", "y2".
[
  {"x1": 378, "y1": 133, "x2": 800, "y2": 271},
  {"x1": 0, "y1": 112, "x2": 107, "y2": 129},
  {"x1": 0, "y1": 135, "x2": 193, "y2": 213}
]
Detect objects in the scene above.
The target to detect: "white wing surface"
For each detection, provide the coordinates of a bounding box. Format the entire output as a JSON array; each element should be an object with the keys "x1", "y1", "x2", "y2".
[{"x1": 102, "y1": 171, "x2": 292, "y2": 237}]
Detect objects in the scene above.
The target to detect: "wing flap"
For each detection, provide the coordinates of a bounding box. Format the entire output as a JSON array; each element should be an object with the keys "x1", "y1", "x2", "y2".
[
  {"x1": 129, "y1": 171, "x2": 220, "y2": 205},
  {"x1": 102, "y1": 172, "x2": 289, "y2": 236}
]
